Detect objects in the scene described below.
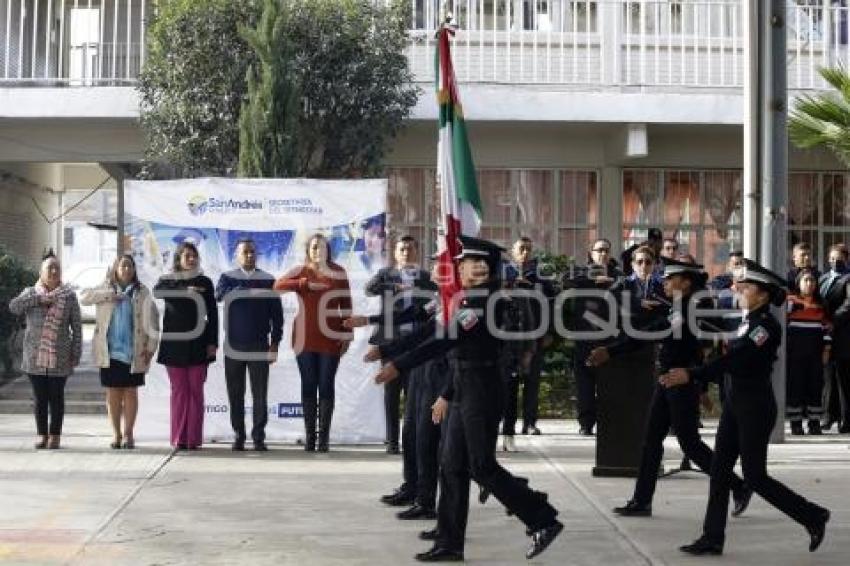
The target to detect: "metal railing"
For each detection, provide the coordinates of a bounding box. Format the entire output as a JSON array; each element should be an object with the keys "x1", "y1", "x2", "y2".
[
  {"x1": 0, "y1": 0, "x2": 148, "y2": 85},
  {"x1": 0, "y1": 0, "x2": 846, "y2": 90},
  {"x1": 405, "y1": 0, "x2": 850, "y2": 90}
]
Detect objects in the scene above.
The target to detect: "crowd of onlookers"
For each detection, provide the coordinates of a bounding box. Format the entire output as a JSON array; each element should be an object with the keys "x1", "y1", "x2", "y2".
[{"x1": 7, "y1": 227, "x2": 850, "y2": 454}]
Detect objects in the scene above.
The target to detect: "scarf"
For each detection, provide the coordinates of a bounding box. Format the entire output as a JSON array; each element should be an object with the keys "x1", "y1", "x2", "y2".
[{"x1": 35, "y1": 282, "x2": 75, "y2": 369}]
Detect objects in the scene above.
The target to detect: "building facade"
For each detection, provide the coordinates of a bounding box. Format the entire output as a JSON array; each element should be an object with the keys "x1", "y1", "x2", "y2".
[{"x1": 0, "y1": 0, "x2": 848, "y2": 276}]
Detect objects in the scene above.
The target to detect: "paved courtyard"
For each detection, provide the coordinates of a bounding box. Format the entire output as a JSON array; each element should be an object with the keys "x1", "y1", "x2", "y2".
[{"x1": 0, "y1": 416, "x2": 847, "y2": 565}]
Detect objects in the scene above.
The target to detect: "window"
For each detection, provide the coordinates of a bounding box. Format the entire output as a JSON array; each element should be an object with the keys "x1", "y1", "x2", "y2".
[
  {"x1": 69, "y1": 7, "x2": 100, "y2": 85},
  {"x1": 386, "y1": 167, "x2": 597, "y2": 261},
  {"x1": 789, "y1": 172, "x2": 850, "y2": 267},
  {"x1": 623, "y1": 168, "x2": 742, "y2": 277}
]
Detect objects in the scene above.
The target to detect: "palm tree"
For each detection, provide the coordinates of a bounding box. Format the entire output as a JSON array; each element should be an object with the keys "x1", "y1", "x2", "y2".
[{"x1": 788, "y1": 65, "x2": 850, "y2": 167}]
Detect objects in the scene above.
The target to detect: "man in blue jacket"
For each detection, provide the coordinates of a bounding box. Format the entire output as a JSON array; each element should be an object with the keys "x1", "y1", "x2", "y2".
[{"x1": 215, "y1": 238, "x2": 284, "y2": 451}]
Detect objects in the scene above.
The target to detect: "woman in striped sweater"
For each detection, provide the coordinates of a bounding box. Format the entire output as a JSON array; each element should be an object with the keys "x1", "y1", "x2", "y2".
[{"x1": 787, "y1": 268, "x2": 831, "y2": 436}]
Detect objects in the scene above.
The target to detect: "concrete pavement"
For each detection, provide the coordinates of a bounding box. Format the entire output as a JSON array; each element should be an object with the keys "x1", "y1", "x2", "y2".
[{"x1": 0, "y1": 416, "x2": 847, "y2": 565}]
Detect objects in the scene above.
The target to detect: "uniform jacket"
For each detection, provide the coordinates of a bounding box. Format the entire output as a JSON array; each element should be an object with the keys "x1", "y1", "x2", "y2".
[
  {"x1": 364, "y1": 266, "x2": 437, "y2": 346},
  {"x1": 690, "y1": 304, "x2": 781, "y2": 398}
]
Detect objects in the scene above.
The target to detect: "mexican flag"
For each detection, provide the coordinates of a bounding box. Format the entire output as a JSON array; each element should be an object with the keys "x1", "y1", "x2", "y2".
[{"x1": 435, "y1": 23, "x2": 483, "y2": 321}]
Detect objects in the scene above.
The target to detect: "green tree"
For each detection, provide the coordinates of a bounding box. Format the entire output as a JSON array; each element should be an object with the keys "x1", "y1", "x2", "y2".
[
  {"x1": 238, "y1": 0, "x2": 419, "y2": 178},
  {"x1": 789, "y1": 65, "x2": 850, "y2": 166},
  {"x1": 0, "y1": 247, "x2": 37, "y2": 376},
  {"x1": 238, "y1": 0, "x2": 301, "y2": 178},
  {"x1": 138, "y1": 0, "x2": 259, "y2": 178}
]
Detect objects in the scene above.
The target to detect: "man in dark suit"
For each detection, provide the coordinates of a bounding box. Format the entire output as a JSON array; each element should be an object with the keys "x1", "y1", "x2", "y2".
[
  {"x1": 366, "y1": 236, "x2": 438, "y2": 504},
  {"x1": 621, "y1": 228, "x2": 663, "y2": 277},
  {"x1": 819, "y1": 243, "x2": 850, "y2": 432}
]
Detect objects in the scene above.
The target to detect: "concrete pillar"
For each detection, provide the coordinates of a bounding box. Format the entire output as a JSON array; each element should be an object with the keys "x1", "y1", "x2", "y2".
[{"x1": 599, "y1": 166, "x2": 623, "y2": 256}]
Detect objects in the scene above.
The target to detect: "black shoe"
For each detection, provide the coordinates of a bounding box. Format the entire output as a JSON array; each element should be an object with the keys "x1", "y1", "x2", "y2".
[
  {"x1": 822, "y1": 419, "x2": 836, "y2": 431},
  {"x1": 839, "y1": 424, "x2": 850, "y2": 434},
  {"x1": 398, "y1": 504, "x2": 437, "y2": 520},
  {"x1": 415, "y1": 547, "x2": 464, "y2": 562},
  {"x1": 382, "y1": 490, "x2": 416, "y2": 507},
  {"x1": 253, "y1": 441, "x2": 268, "y2": 452},
  {"x1": 791, "y1": 420, "x2": 805, "y2": 436},
  {"x1": 380, "y1": 487, "x2": 410, "y2": 504},
  {"x1": 525, "y1": 425, "x2": 542, "y2": 436},
  {"x1": 478, "y1": 485, "x2": 490, "y2": 505},
  {"x1": 231, "y1": 438, "x2": 245, "y2": 451},
  {"x1": 419, "y1": 527, "x2": 439, "y2": 541},
  {"x1": 579, "y1": 427, "x2": 594, "y2": 436},
  {"x1": 386, "y1": 443, "x2": 400, "y2": 455},
  {"x1": 613, "y1": 500, "x2": 652, "y2": 517},
  {"x1": 679, "y1": 457, "x2": 693, "y2": 471},
  {"x1": 680, "y1": 536, "x2": 723, "y2": 556},
  {"x1": 731, "y1": 486, "x2": 753, "y2": 517},
  {"x1": 526, "y1": 521, "x2": 563, "y2": 559},
  {"x1": 808, "y1": 420, "x2": 823, "y2": 435},
  {"x1": 807, "y1": 509, "x2": 830, "y2": 552}
]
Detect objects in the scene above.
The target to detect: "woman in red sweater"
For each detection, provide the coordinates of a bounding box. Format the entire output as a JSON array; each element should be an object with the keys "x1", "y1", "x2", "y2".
[{"x1": 275, "y1": 234, "x2": 352, "y2": 451}]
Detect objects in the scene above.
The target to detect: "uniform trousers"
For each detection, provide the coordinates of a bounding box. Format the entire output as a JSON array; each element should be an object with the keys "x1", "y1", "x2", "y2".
[
  {"x1": 633, "y1": 382, "x2": 746, "y2": 505},
  {"x1": 436, "y1": 367, "x2": 557, "y2": 552},
  {"x1": 703, "y1": 385, "x2": 826, "y2": 543},
  {"x1": 787, "y1": 354, "x2": 824, "y2": 422}
]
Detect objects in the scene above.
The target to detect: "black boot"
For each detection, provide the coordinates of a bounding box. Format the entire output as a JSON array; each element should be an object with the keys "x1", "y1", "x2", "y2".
[
  {"x1": 807, "y1": 508, "x2": 830, "y2": 552},
  {"x1": 808, "y1": 419, "x2": 823, "y2": 435},
  {"x1": 318, "y1": 399, "x2": 334, "y2": 452},
  {"x1": 791, "y1": 420, "x2": 805, "y2": 436},
  {"x1": 303, "y1": 397, "x2": 317, "y2": 452}
]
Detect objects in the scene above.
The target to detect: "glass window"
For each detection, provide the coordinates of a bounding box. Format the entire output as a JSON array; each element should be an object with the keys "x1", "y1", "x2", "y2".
[
  {"x1": 623, "y1": 168, "x2": 742, "y2": 277},
  {"x1": 386, "y1": 166, "x2": 596, "y2": 261}
]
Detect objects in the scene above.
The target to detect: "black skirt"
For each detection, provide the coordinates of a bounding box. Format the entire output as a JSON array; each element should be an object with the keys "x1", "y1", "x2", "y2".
[{"x1": 100, "y1": 359, "x2": 145, "y2": 388}]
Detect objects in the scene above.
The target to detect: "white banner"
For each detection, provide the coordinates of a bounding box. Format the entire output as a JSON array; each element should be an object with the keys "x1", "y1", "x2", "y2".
[{"x1": 125, "y1": 178, "x2": 387, "y2": 444}]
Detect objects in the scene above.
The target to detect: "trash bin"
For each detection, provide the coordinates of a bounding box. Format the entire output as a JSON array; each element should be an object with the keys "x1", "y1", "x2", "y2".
[{"x1": 592, "y1": 343, "x2": 656, "y2": 477}]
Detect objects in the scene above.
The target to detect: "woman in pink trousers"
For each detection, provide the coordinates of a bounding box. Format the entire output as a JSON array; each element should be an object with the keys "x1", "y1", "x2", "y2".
[{"x1": 153, "y1": 242, "x2": 218, "y2": 449}]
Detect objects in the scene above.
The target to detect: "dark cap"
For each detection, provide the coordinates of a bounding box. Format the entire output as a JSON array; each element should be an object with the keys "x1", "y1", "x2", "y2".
[
  {"x1": 454, "y1": 235, "x2": 506, "y2": 264},
  {"x1": 734, "y1": 258, "x2": 786, "y2": 289},
  {"x1": 662, "y1": 257, "x2": 705, "y2": 279},
  {"x1": 647, "y1": 228, "x2": 663, "y2": 241}
]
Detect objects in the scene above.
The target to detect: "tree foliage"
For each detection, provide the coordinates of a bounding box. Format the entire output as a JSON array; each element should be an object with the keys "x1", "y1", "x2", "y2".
[
  {"x1": 789, "y1": 65, "x2": 850, "y2": 166},
  {"x1": 238, "y1": 0, "x2": 301, "y2": 178},
  {"x1": 0, "y1": 247, "x2": 37, "y2": 376},
  {"x1": 140, "y1": 0, "x2": 419, "y2": 180},
  {"x1": 138, "y1": 0, "x2": 258, "y2": 178}
]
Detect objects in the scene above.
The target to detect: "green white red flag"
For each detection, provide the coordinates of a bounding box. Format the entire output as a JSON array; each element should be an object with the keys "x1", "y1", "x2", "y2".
[{"x1": 435, "y1": 23, "x2": 483, "y2": 321}]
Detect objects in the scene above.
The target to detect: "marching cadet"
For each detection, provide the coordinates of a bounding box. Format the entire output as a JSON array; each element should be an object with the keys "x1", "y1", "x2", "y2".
[
  {"x1": 786, "y1": 268, "x2": 830, "y2": 435},
  {"x1": 586, "y1": 258, "x2": 752, "y2": 518},
  {"x1": 660, "y1": 259, "x2": 830, "y2": 556},
  {"x1": 349, "y1": 257, "x2": 446, "y2": 521},
  {"x1": 373, "y1": 235, "x2": 562, "y2": 562}
]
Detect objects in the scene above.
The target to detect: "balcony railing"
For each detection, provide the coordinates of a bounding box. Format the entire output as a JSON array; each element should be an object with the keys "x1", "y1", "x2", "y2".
[
  {"x1": 406, "y1": 0, "x2": 850, "y2": 90},
  {"x1": 0, "y1": 0, "x2": 845, "y2": 91},
  {"x1": 0, "y1": 0, "x2": 149, "y2": 86}
]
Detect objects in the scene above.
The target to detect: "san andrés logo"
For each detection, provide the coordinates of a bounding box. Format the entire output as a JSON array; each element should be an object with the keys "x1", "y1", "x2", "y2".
[{"x1": 187, "y1": 194, "x2": 263, "y2": 216}]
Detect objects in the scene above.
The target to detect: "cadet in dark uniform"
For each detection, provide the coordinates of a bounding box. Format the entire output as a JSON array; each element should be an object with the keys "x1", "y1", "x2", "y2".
[
  {"x1": 586, "y1": 258, "x2": 752, "y2": 518},
  {"x1": 352, "y1": 259, "x2": 447, "y2": 520},
  {"x1": 373, "y1": 236, "x2": 563, "y2": 562},
  {"x1": 661, "y1": 259, "x2": 830, "y2": 556}
]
